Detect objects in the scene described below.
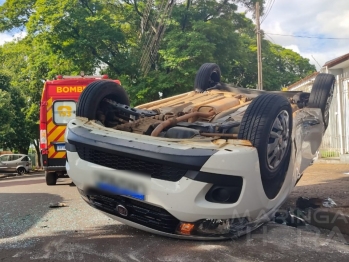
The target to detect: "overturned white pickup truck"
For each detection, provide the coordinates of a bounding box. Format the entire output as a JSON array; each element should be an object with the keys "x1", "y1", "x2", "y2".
[{"x1": 65, "y1": 63, "x2": 335, "y2": 240}]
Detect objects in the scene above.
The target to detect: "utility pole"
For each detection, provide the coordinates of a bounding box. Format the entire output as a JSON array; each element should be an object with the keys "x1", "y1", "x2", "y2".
[{"x1": 256, "y1": 2, "x2": 263, "y2": 90}]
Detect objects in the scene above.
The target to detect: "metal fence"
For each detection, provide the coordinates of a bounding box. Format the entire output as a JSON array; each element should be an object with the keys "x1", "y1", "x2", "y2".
[
  {"x1": 28, "y1": 153, "x2": 37, "y2": 168},
  {"x1": 290, "y1": 73, "x2": 349, "y2": 158}
]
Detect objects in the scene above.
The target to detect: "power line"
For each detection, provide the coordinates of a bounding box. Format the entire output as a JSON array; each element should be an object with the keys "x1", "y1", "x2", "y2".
[
  {"x1": 261, "y1": 0, "x2": 275, "y2": 24},
  {"x1": 265, "y1": 32, "x2": 349, "y2": 40},
  {"x1": 261, "y1": 0, "x2": 274, "y2": 23},
  {"x1": 265, "y1": 33, "x2": 276, "y2": 43},
  {"x1": 260, "y1": 0, "x2": 271, "y2": 20}
]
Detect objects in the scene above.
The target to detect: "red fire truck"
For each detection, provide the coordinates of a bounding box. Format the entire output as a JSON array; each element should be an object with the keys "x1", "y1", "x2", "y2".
[{"x1": 39, "y1": 74, "x2": 121, "y2": 185}]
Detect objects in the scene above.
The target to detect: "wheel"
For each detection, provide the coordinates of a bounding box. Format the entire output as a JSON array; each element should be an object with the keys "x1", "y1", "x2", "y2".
[
  {"x1": 238, "y1": 93, "x2": 292, "y2": 199},
  {"x1": 17, "y1": 167, "x2": 26, "y2": 175},
  {"x1": 77, "y1": 80, "x2": 130, "y2": 120},
  {"x1": 46, "y1": 171, "x2": 57, "y2": 186},
  {"x1": 307, "y1": 73, "x2": 335, "y2": 129},
  {"x1": 194, "y1": 63, "x2": 221, "y2": 92}
]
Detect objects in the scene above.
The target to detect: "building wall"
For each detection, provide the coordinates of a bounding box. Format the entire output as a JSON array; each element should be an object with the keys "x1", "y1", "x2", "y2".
[
  {"x1": 0, "y1": 151, "x2": 12, "y2": 156},
  {"x1": 328, "y1": 68, "x2": 343, "y2": 75},
  {"x1": 343, "y1": 66, "x2": 349, "y2": 76}
]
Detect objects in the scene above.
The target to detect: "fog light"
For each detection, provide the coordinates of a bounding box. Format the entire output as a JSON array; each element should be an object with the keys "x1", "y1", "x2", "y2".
[
  {"x1": 212, "y1": 188, "x2": 230, "y2": 202},
  {"x1": 205, "y1": 185, "x2": 241, "y2": 204}
]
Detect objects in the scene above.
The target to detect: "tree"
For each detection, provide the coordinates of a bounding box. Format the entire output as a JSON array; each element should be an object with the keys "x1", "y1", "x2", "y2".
[
  {"x1": 25, "y1": 0, "x2": 141, "y2": 77},
  {"x1": 0, "y1": 35, "x2": 82, "y2": 160},
  {"x1": 0, "y1": 73, "x2": 14, "y2": 143},
  {"x1": 0, "y1": 0, "x2": 316, "y2": 119},
  {"x1": 0, "y1": 41, "x2": 32, "y2": 153},
  {"x1": 261, "y1": 41, "x2": 316, "y2": 90}
]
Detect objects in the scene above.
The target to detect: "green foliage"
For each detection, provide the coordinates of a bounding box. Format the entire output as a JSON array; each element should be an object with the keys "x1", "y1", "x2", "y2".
[
  {"x1": 262, "y1": 41, "x2": 316, "y2": 90},
  {"x1": 0, "y1": 74, "x2": 14, "y2": 141},
  {"x1": 26, "y1": 0, "x2": 141, "y2": 76},
  {"x1": 0, "y1": 35, "x2": 81, "y2": 154},
  {"x1": 0, "y1": 0, "x2": 315, "y2": 154},
  {"x1": 0, "y1": 70, "x2": 29, "y2": 153}
]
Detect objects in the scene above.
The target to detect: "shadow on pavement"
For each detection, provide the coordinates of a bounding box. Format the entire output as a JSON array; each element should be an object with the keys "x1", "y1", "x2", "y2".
[{"x1": 0, "y1": 193, "x2": 64, "y2": 239}]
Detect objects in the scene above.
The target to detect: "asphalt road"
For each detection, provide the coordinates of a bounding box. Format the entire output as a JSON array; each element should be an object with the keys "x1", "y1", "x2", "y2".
[{"x1": 0, "y1": 166, "x2": 349, "y2": 262}]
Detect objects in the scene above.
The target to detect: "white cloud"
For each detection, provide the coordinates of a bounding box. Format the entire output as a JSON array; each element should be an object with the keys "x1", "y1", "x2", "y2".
[
  {"x1": 0, "y1": 31, "x2": 27, "y2": 45},
  {"x1": 240, "y1": 0, "x2": 349, "y2": 70},
  {"x1": 0, "y1": 33, "x2": 14, "y2": 45}
]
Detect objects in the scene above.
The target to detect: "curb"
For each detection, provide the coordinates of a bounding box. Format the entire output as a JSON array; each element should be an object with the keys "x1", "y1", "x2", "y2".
[
  {"x1": 0, "y1": 172, "x2": 45, "y2": 181},
  {"x1": 315, "y1": 159, "x2": 347, "y2": 164}
]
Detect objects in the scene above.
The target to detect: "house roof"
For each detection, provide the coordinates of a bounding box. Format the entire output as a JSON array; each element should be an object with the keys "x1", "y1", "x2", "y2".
[
  {"x1": 286, "y1": 71, "x2": 319, "y2": 90},
  {"x1": 323, "y1": 52, "x2": 349, "y2": 68}
]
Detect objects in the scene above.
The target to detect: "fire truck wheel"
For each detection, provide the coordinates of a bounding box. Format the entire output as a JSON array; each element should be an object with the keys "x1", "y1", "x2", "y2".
[
  {"x1": 77, "y1": 80, "x2": 130, "y2": 120},
  {"x1": 46, "y1": 171, "x2": 57, "y2": 186}
]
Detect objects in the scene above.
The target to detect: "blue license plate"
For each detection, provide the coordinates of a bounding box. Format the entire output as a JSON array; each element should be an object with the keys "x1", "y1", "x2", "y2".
[
  {"x1": 56, "y1": 144, "x2": 66, "y2": 151},
  {"x1": 97, "y1": 182, "x2": 145, "y2": 201}
]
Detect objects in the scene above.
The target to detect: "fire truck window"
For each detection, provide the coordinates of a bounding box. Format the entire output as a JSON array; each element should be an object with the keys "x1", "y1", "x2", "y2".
[{"x1": 53, "y1": 101, "x2": 77, "y2": 125}]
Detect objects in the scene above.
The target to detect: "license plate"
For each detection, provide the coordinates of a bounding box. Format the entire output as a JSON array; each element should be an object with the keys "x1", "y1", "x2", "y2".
[
  {"x1": 95, "y1": 172, "x2": 147, "y2": 201},
  {"x1": 97, "y1": 182, "x2": 145, "y2": 201},
  {"x1": 56, "y1": 144, "x2": 66, "y2": 151}
]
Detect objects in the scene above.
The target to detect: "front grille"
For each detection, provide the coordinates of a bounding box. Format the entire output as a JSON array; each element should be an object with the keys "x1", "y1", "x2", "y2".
[
  {"x1": 76, "y1": 146, "x2": 187, "y2": 182},
  {"x1": 83, "y1": 188, "x2": 180, "y2": 233}
]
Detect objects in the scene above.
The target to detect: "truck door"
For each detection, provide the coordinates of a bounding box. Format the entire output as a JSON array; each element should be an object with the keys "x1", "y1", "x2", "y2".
[{"x1": 49, "y1": 100, "x2": 77, "y2": 156}]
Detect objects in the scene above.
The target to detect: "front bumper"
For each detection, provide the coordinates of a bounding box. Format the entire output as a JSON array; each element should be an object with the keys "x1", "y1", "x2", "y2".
[{"x1": 66, "y1": 118, "x2": 295, "y2": 239}]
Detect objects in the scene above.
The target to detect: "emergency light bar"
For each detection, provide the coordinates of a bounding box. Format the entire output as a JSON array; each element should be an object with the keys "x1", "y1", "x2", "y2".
[{"x1": 56, "y1": 75, "x2": 109, "y2": 79}]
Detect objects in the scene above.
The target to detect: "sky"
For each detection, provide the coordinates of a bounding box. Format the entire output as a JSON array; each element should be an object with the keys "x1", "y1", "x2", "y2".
[
  {"x1": 240, "y1": 0, "x2": 349, "y2": 70},
  {"x1": 1, "y1": 0, "x2": 348, "y2": 71}
]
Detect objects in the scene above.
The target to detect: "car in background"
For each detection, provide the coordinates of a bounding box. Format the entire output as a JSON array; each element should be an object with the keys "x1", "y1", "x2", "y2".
[{"x1": 0, "y1": 154, "x2": 32, "y2": 175}]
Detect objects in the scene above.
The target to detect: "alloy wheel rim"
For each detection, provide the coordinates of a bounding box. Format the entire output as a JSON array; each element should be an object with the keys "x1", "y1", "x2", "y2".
[
  {"x1": 324, "y1": 83, "x2": 334, "y2": 123},
  {"x1": 267, "y1": 110, "x2": 290, "y2": 170}
]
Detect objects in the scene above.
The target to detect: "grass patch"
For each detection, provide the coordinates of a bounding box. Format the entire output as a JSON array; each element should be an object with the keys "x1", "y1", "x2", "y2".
[{"x1": 319, "y1": 150, "x2": 340, "y2": 158}]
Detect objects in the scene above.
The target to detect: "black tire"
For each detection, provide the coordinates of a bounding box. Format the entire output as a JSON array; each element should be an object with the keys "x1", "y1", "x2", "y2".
[
  {"x1": 307, "y1": 73, "x2": 335, "y2": 129},
  {"x1": 194, "y1": 63, "x2": 221, "y2": 92},
  {"x1": 238, "y1": 93, "x2": 292, "y2": 199},
  {"x1": 46, "y1": 171, "x2": 57, "y2": 186},
  {"x1": 77, "y1": 80, "x2": 129, "y2": 120},
  {"x1": 17, "y1": 167, "x2": 26, "y2": 175}
]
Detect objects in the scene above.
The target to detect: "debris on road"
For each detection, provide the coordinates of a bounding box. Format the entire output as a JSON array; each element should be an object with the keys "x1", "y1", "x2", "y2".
[
  {"x1": 274, "y1": 209, "x2": 306, "y2": 227},
  {"x1": 278, "y1": 196, "x2": 349, "y2": 236},
  {"x1": 322, "y1": 198, "x2": 337, "y2": 208},
  {"x1": 296, "y1": 197, "x2": 337, "y2": 209},
  {"x1": 49, "y1": 202, "x2": 69, "y2": 208}
]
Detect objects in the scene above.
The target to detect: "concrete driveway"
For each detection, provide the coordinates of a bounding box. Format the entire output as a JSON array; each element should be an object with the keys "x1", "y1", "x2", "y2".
[{"x1": 0, "y1": 164, "x2": 348, "y2": 261}]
